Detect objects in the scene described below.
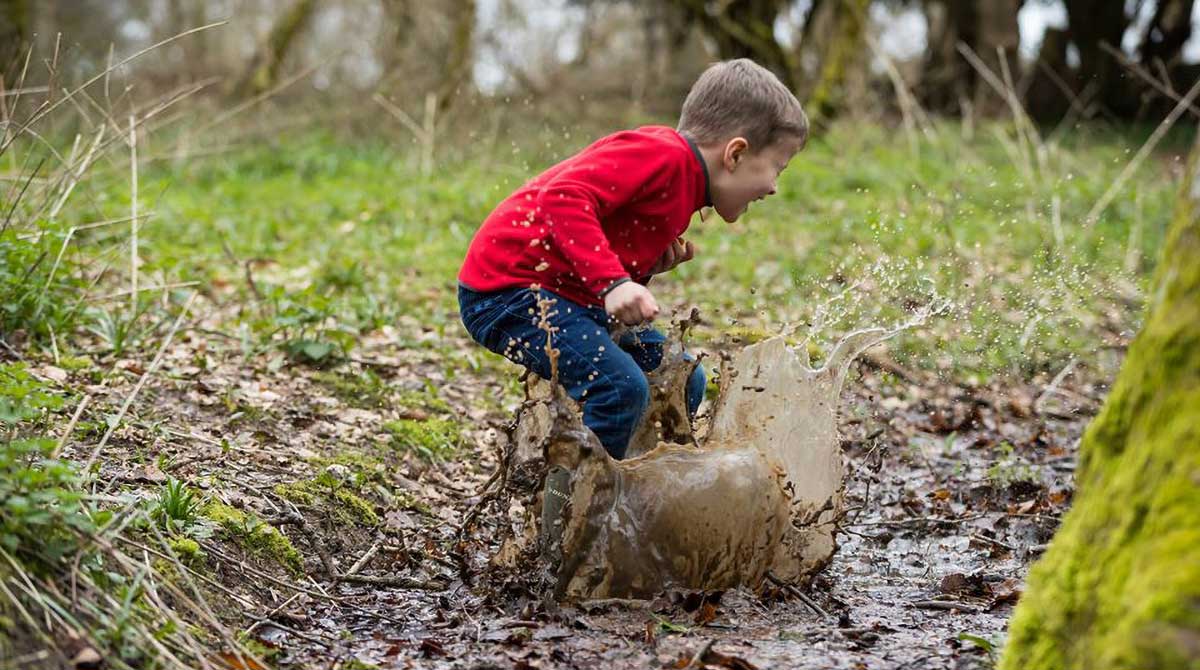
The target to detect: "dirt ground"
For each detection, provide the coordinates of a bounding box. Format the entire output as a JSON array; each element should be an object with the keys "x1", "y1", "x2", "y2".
[{"x1": 46, "y1": 296, "x2": 1104, "y2": 670}]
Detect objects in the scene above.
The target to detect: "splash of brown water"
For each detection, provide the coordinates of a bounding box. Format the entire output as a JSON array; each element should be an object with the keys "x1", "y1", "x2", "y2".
[{"x1": 492, "y1": 301, "x2": 934, "y2": 600}]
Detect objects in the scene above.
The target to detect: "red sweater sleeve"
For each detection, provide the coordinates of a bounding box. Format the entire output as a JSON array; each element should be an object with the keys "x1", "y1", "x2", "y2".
[{"x1": 536, "y1": 137, "x2": 683, "y2": 297}]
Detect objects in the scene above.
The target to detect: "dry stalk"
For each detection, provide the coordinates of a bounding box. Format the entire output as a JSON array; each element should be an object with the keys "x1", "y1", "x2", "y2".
[
  {"x1": 1099, "y1": 42, "x2": 1200, "y2": 119},
  {"x1": 129, "y1": 114, "x2": 138, "y2": 313},
  {"x1": 955, "y1": 42, "x2": 1041, "y2": 182},
  {"x1": 0, "y1": 21, "x2": 227, "y2": 153},
  {"x1": 47, "y1": 125, "x2": 105, "y2": 221},
  {"x1": 1083, "y1": 74, "x2": 1200, "y2": 226},
  {"x1": 84, "y1": 291, "x2": 197, "y2": 479}
]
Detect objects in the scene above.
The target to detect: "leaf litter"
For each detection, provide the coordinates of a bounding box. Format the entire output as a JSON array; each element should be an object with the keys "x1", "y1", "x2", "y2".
[{"x1": 28, "y1": 281, "x2": 1106, "y2": 670}]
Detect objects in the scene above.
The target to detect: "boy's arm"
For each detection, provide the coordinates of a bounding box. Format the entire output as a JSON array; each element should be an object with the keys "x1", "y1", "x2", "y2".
[{"x1": 536, "y1": 139, "x2": 684, "y2": 299}]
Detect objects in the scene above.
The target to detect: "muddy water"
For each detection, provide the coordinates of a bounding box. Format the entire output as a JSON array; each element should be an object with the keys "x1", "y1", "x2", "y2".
[{"x1": 496, "y1": 308, "x2": 943, "y2": 600}]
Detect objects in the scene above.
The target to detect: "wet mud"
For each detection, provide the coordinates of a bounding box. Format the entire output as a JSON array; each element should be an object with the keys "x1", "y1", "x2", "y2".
[{"x1": 490, "y1": 303, "x2": 913, "y2": 600}]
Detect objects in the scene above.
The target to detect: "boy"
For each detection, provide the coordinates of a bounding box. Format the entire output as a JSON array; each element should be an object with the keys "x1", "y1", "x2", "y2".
[{"x1": 458, "y1": 58, "x2": 808, "y2": 460}]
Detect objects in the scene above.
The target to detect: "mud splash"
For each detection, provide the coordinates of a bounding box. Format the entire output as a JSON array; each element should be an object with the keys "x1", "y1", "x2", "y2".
[{"x1": 491, "y1": 296, "x2": 944, "y2": 600}]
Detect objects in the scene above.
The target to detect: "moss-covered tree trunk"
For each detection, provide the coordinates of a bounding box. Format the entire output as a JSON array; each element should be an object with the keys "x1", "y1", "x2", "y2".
[
  {"x1": 434, "y1": 0, "x2": 475, "y2": 113},
  {"x1": 232, "y1": 0, "x2": 317, "y2": 99},
  {"x1": 1000, "y1": 133, "x2": 1200, "y2": 668},
  {"x1": 801, "y1": 0, "x2": 869, "y2": 122}
]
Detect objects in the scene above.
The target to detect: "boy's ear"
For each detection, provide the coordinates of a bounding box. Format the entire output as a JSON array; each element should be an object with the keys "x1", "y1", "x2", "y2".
[{"x1": 723, "y1": 137, "x2": 749, "y2": 171}]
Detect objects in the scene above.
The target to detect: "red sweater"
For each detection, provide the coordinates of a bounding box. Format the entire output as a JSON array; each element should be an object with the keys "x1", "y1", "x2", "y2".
[{"x1": 458, "y1": 125, "x2": 710, "y2": 307}]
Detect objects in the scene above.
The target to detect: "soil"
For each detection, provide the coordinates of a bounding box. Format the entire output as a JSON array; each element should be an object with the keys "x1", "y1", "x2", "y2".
[{"x1": 38, "y1": 300, "x2": 1103, "y2": 670}]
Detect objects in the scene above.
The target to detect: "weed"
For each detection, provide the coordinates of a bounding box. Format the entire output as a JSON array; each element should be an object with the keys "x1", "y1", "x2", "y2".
[
  {"x1": 0, "y1": 230, "x2": 86, "y2": 346},
  {"x1": 957, "y1": 631, "x2": 999, "y2": 666},
  {"x1": 150, "y1": 478, "x2": 202, "y2": 534},
  {"x1": 0, "y1": 363, "x2": 65, "y2": 428},
  {"x1": 396, "y1": 387, "x2": 452, "y2": 415},
  {"x1": 83, "y1": 300, "x2": 162, "y2": 357}
]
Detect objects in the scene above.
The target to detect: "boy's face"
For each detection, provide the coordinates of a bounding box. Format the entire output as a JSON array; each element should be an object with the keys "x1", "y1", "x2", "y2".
[{"x1": 710, "y1": 135, "x2": 803, "y2": 223}]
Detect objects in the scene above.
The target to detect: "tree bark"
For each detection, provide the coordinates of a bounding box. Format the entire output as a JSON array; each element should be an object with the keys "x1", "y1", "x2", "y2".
[
  {"x1": 920, "y1": 0, "x2": 1023, "y2": 117},
  {"x1": 973, "y1": 0, "x2": 1022, "y2": 116},
  {"x1": 1000, "y1": 130, "x2": 1200, "y2": 668},
  {"x1": 435, "y1": 0, "x2": 475, "y2": 113},
  {"x1": 919, "y1": 0, "x2": 974, "y2": 114},
  {"x1": 1062, "y1": 0, "x2": 1134, "y2": 118},
  {"x1": 1139, "y1": 0, "x2": 1195, "y2": 70},
  {"x1": 0, "y1": 0, "x2": 34, "y2": 84},
  {"x1": 669, "y1": 0, "x2": 797, "y2": 92},
  {"x1": 232, "y1": 0, "x2": 318, "y2": 99},
  {"x1": 802, "y1": 0, "x2": 869, "y2": 121}
]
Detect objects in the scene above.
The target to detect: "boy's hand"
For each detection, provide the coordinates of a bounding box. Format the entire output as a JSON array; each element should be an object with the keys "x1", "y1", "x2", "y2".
[
  {"x1": 604, "y1": 282, "x2": 660, "y2": 325},
  {"x1": 649, "y1": 237, "x2": 695, "y2": 275}
]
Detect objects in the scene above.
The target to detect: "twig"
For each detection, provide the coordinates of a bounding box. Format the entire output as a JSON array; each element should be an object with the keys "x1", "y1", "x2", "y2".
[
  {"x1": 910, "y1": 600, "x2": 982, "y2": 614},
  {"x1": 243, "y1": 593, "x2": 301, "y2": 636},
  {"x1": 198, "y1": 542, "x2": 410, "y2": 626},
  {"x1": 345, "y1": 540, "x2": 381, "y2": 577},
  {"x1": 969, "y1": 533, "x2": 1016, "y2": 551},
  {"x1": 51, "y1": 393, "x2": 91, "y2": 458},
  {"x1": 686, "y1": 639, "x2": 715, "y2": 668},
  {"x1": 765, "y1": 572, "x2": 828, "y2": 619},
  {"x1": 1099, "y1": 42, "x2": 1200, "y2": 119},
  {"x1": 335, "y1": 573, "x2": 449, "y2": 590}
]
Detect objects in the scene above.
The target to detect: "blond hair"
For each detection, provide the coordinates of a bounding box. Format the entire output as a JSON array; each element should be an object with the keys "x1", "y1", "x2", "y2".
[{"x1": 677, "y1": 58, "x2": 808, "y2": 151}]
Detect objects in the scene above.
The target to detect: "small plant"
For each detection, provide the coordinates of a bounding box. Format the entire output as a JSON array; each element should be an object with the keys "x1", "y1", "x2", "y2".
[
  {"x1": 0, "y1": 363, "x2": 65, "y2": 427},
  {"x1": 957, "y1": 631, "x2": 999, "y2": 666},
  {"x1": 151, "y1": 478, "x2": 201, "y2": 534},
  {"x1": 0, "y1": 437, "x2": 94, "y2": 568}
]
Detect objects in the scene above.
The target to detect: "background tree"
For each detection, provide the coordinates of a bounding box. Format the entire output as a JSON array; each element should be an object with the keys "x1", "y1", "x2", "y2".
[
  {"x1": 232, "y1": 0, "x2": 318, "y2": 98},
  {"x1": 1000, "y1": 130, "x2": 1200, "y2": 669},
  {"x1": 918, "y1": 0, "x2": 1023, "y2": 116},
  {"x1": 0, "y1": 0, "x2": 35, "y2": 84}
]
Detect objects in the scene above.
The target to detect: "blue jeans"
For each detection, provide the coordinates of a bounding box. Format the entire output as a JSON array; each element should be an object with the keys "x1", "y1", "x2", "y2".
[{"x1": 458, "y1": 285, "x2": 705, "y2": 459}]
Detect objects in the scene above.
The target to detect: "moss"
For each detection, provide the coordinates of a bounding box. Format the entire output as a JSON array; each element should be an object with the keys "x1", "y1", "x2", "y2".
[
  {"x1": 1000, "y1": 138, "x2": 1200, "y2": 669},
  {"x1": 383, "y1": 418, "x2": 462, "y2": 461},
  {"x1": 274, "y1": 472, "x2": 380, "y2": 527},
  {"x1": 341, "y1": 659, "x2": 379, "y2": 670},
  {"x1": 202, "y1": 501, "x2": 304, "y2": 576},
  {"x1": 57, "y1": 355, "x2": 93, "y2": 372},
  {"x1": 167, "y1": 536, "x2": 205, "y2": 568},
  {"x1": 309, "y1": 450, "x2": 388, "y2": 484}
]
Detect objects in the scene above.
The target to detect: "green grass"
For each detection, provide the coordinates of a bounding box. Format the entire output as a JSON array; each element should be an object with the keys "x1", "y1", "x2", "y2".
[{"x1": 30, "y1": 120, "x2": 1189, "y2": 383}]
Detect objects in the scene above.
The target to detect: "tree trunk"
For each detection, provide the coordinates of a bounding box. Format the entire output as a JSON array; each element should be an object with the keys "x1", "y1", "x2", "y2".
[
  {"x1": 1139, "y1": 0, "x2": 1195, "y2": 70},
  {"x1": 435, "y1": 0, "x2": 475, "y2": 113},
  {"x1": 973, "y1": 0, "x2": 1022, "y2": 116},
  {"x1": 669, "y1": 0, "x2": 797, "y2": 92},
  {"x1": 232, "y1": 0, "x2": 318, "y2": 99},
  {"x1": 802, "y1": 0, "x2": 869, "y2": 122},
  {"x1": 0, "y1": 0, "x2": 34, "y2": 84},
  {"x1": 1000, "y1": 131, "x2": 1200, "y2": 668},
  {"x1": 919, "y1": 0, "x2": 1023, "y2": 117},
  {"x1": 919, "y1": 0, "x2": 974, "y2": 114},
  {"x1": 1062, "y1": 0, "x2": 1134, "y2": 118}
]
